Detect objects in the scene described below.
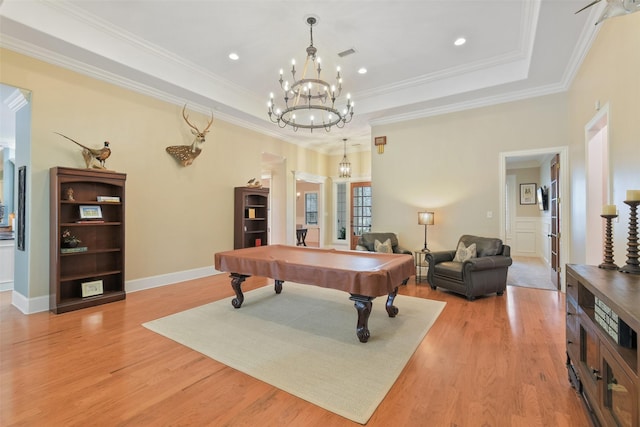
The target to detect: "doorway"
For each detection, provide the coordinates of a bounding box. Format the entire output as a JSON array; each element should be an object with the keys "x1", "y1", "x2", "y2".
[
  {"x1": 293, "y1": 171, "x2": 326, "y2": 248},
  {"x1": 295, "y1": 181, "x2": 321, "y2": 247},
  {"x1": 350, "y1": 181, "x2": 372, "y2": 249},
  {"x1": 261, "y1": 152, "x2": 286, "y2": 245},
  {"x1": 584, "y1": 105, "x2": 610, "y2": 265},
  {"x1": 1, "y1": 83, "x2": 31, "y2": 296},
  {"x1": 500, "y1": 147, "x2": 569, "y2": 291}
]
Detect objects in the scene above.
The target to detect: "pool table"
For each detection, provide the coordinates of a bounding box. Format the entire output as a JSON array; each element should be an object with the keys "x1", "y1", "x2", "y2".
[{"x1": 214, "y1": 244, "x2": 416, "y2": 342}]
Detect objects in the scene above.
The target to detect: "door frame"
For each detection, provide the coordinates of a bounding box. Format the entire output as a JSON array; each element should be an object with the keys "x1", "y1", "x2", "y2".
[
  {"x1": 349, "y1": 181, "x2": 372, "y2": 250},
  {"x1": 291, "y1": 171, "x2": 326, "y2": 247},
  {"x1": 499, "y1": 146, "x2": 570, "y2": 291},
  {"x1": 584, "y1": 104, "x2": 611, "y2": 265}
]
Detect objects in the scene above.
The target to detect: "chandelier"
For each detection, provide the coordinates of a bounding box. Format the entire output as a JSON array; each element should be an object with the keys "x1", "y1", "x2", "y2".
[
  {"x1": 268, "y1": 16, "x2": 354, "y2": 132},
  {"x1": 339, "y1": 139, "x2": 351, "y2": 178}
]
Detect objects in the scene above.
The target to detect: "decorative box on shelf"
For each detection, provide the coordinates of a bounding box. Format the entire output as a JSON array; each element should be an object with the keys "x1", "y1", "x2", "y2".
[
  {"x1": 61, "y1": 246, "x2": 88, "y2": 254},
  {"x1": 97, "y1": 196, "x2": 120, "y2": 203},
  {"x1": 595, "y1": 296, "x2": 637, "y2": 349}
]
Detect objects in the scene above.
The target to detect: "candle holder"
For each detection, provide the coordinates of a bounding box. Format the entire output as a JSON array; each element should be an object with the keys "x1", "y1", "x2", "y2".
[
  {"x1": 599, "y1": 214, "x2": 619, "y2": 270},
  {"x1": 619, "y1": 200, "x2": 640, "y2": 275}
]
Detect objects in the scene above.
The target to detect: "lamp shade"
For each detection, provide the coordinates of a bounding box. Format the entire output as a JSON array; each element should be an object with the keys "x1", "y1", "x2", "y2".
[{"x1": 418, "y1": 211, "x2": 434, "y2": 225}]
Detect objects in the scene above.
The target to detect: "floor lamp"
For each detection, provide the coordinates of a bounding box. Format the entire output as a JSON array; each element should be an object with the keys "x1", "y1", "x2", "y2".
[{"x1": 418, "y1": 212, "x2": 434, "y2": 251}]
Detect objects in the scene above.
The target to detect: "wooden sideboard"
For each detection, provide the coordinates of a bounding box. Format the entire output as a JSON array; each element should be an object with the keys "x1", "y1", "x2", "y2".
[{"x1": 566, "y1": 264, "x2": 640, "y2": 426}]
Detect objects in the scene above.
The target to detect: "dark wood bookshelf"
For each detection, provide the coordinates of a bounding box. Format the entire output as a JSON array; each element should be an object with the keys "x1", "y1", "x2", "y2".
[
  {"x1": 234, "y1": 186, "x2": 269, "y2": 249},
  {"x1": 49, "y1": 167, "x2": 126, "y2": 314}
]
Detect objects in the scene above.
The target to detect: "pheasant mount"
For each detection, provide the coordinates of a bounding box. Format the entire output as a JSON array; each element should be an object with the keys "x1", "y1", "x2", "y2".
[
  {"x1": 55, "y1": 132, "x2": 111, "y2": 169},
  {"x1": 166, "y1": 105, "x2": 214, "y2": 167}
]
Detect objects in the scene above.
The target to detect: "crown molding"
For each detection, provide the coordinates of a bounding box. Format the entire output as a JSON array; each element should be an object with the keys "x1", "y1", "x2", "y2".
[{"x1": 369, "y1": 81, "x2": 567, "y2": 127}]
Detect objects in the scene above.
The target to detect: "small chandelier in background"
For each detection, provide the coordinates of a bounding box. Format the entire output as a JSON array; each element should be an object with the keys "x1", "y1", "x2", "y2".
[
  {"x1": 268, "y1": 16, "x2": 354, "y2": 132},
  {"x1": 339, "y1": 139, "x2": 351, "y2": 178}
]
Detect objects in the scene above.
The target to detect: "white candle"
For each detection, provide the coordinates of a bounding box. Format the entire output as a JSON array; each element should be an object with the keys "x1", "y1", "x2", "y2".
[
  {"x1": 602, "y1": 204, "x2": 617, "y2": 215},
  {"x1": 626, "y1": 189, "x2": 640, "y2": 201}
]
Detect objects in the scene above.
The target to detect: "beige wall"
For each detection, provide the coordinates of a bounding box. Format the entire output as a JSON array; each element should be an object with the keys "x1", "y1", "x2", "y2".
[
  {"x1": 567, "y1": 13, "x2": 640, "y2": 265},
  {"x1": 371, "y1": 93, "x2": 569, "y2": 253},
  {"x1": 0, "y1": 48, "x2": 367, "y2": 302},
  {"x1": 370, "y1": 13, "x2": 639, "y2": 264}
]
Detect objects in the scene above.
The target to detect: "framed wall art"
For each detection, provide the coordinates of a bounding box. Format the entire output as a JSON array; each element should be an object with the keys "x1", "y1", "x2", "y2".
[
  {"x1": 17, "y1": 166, "x2": 26, "y2": 251},
  {"x1": 520, "y1": 183, "x2": 537, "y2": 205}
]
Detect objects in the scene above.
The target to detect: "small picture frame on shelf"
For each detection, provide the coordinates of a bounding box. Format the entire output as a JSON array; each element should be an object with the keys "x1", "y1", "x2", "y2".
[
  {"x1": 79, "y1": 205, "x2": 103, "y2": 219},
  {"x1": 81, "y1": 280, "x2": 103, "y2": 297},
  {"x1": 248, "y1": 208, "x2": 256, "y2": 219}
]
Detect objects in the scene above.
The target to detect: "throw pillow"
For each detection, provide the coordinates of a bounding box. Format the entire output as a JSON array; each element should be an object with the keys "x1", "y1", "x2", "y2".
[
  {"x1": 453, "y1": 241, "x2": 477, "y2": 262},
  {"x1": 355, "y1": 245, "x2": 368, "y2": 251},
  {"x1": 374, "y1": 238, "x2": 393, "y2": 253}
]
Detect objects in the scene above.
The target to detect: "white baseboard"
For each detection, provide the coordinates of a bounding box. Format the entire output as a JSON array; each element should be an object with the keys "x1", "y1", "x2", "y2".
[
  {"x1": 10, "y1": 266, "x2": 225, "y2": 315},
  {"x1": 11, "y1": 290, "x2": 49, "y2": 314},
  {"x1": 126, "y1": 266, "x2": 222, "y2": 293}
]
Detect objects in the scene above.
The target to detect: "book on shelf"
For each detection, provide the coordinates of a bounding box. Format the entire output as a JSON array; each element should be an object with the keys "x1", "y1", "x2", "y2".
[
  {"x1": 97, "y1": 196, "x2": 120, "y2": 202},
  {"x1": 61, "y1": 246, "x2": 88, "y2": 254}
]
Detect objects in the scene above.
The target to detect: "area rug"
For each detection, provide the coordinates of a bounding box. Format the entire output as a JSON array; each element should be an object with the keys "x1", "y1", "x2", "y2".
[
  {"x1": 143, "y1": 282, "x2": 446, "y2": 424},
  {"x1": 508, "y1": 256, "x2": 557, "y2": 291}
]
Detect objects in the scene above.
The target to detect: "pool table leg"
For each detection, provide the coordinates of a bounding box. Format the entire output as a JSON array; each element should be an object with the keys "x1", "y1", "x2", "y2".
[
  {"x1": 229, "y1": 273, "x2": 249, "y2": 308},
  {"x1": 274, "y1": 279, "x2": 283, "y2": 294},
  {"x1": 386, "y1": 286, "x2": 400, "y2": 317},
  {"x1": 349, "y1": 295, "x2": 374, "y2": 343}
]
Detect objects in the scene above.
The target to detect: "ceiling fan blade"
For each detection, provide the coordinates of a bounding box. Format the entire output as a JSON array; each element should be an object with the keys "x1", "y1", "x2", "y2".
[{"x1": 575, "y1": 0, "x2": 602, "y2": 14}]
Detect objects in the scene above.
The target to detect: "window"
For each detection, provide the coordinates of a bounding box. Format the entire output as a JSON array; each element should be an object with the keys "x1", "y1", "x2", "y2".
[
  {"x1": 305, "y1": 192, "x2": 318, "y2": 225},
  {"x1": 351, "y1": 183, "x2": 372, "y2": 237}
]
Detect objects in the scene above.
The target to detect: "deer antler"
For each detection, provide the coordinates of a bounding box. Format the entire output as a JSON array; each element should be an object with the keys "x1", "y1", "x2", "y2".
[{"x1": 182, "y1": 104, "x2": 214, "y2": 135}]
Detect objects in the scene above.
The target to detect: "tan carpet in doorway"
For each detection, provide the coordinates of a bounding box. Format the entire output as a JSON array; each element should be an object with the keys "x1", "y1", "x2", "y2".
[
  {"x1": 508, "y1": 256, "x2": 557, "y2": 290},
  {"x1": 143, "y1": 282, "x2": 446, "y2": 424}
]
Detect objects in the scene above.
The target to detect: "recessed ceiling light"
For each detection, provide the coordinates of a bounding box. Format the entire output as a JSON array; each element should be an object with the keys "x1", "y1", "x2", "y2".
[
  {"x1": 454, "y1": 37, "x2": 466, "y2": 46},
  {"x1": 228, "y1": 52, "x2": 239, "y2": 60},
  {"x1": 358, "y1": 67, "x2": 367, "y2": 74}
]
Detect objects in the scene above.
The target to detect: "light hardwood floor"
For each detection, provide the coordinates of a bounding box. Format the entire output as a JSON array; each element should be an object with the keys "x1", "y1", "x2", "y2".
[{"x1": 1, "y1": 274, "x2": 591, "y2": 426}]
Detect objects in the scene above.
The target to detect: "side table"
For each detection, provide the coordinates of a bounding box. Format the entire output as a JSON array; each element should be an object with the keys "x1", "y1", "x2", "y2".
[{"x1": 413, "y1": 250, "x2": 430, "y2": 284}]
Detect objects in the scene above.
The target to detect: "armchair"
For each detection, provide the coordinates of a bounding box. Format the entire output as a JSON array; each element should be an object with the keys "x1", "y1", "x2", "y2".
[
  {"x1": 425, "y1": 235, "x2": 512, "y2": 300},
  {"x1": 356, "y1": 232, "x2": 412, "y2": 255}
]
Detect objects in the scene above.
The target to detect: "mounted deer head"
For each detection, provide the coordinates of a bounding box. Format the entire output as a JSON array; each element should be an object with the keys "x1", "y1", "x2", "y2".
[
  {"x1": 182, "y1": 104, "x2": 214, "y2": 145},
  {"x1": 166, "y1": 104, "x2": 214, "y2": 166}
]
